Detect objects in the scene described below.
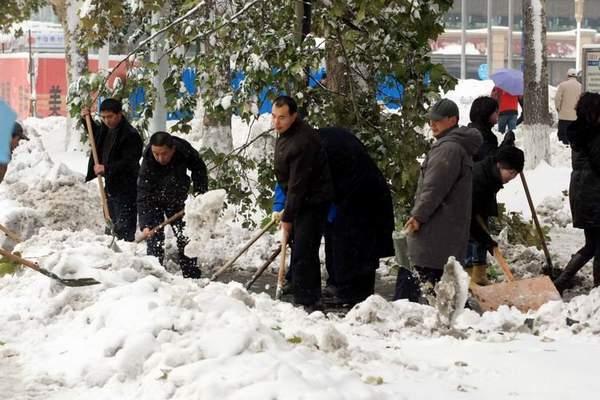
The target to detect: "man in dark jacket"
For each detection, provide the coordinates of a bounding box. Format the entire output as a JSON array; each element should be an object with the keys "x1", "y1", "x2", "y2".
[
  {"x1": 395, "y1": 98, "x2": 482, "y2": 303},
  {"x1": 318, "y1": 127, "x2": 395, "y2": 305},
  {"x1": 84, "y1": 98, "x2": 143, "y2": 241},
  {"x1": 273, "y1": 95, "x2": 333, "y2": 311},
  {"x1": 466, "y1": 146, "x2": 524, "y2": 285},
  {"x1": 137, "y1": 131, "x2": 208, "y2": 278}
]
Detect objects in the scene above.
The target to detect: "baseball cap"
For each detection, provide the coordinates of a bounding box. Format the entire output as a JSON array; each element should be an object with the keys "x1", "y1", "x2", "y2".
[
  {"x1": 567, "y1": 68, "x2": 578, "y2": 77},
  {"x1": 426, "y1": 98, "x2": 459, "y2": 121},
  {"x1": 12, "y1": 122, "x2": 29, "y2": 141}
]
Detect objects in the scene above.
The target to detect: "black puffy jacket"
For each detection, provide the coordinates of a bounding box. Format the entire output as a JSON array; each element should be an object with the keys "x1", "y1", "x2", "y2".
[
  {"x1": 568, "y1": 119, "x2": 600, "y2": 229},
  {"x1": 137, "y1": 136, "x2": 208, "y2": 206}
]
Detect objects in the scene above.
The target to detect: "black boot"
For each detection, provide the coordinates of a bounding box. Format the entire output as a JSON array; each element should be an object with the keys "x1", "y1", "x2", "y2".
[
  {"x1": 554, "y1": 253, "x2": 589, "y2": 294},
  {"x1": 179, "y1": 254, "x2": 201, "y2": 279},
  {"x1": 593, "y1": 258, "x2": 600, "y2": 288}
]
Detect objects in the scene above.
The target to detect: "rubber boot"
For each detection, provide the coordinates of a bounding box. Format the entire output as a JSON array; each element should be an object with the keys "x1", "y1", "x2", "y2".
[
  {"x1": 553, "y1": 253, "x2": 588, "y2": 294},
  {"x1": 464, "y1": 267, "x2": 479, "y2": 289},
  {"x1": 472, "y1": 264, "x2": 490, "y2": 285}
]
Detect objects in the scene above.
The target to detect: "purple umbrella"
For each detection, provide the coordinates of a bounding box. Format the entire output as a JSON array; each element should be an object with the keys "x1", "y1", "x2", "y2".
[{"x1": 490, "y1": 68, "x2": 524, "y2": 96}]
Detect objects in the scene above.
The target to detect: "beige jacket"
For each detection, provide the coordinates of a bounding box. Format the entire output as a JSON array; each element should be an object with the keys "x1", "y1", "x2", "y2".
[{"x1": 555, "y1": 77, "x2": 582, "y2": 121}]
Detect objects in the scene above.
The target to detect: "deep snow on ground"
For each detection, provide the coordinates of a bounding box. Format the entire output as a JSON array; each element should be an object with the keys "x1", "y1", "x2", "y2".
[{"x1": 2, "y1": 81, "x2": 600, "y2": 399}]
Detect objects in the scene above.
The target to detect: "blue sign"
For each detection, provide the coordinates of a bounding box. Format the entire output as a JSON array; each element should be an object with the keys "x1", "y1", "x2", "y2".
[{"x1": 478, "y1": 64, "x2": 489, "y2": 80}]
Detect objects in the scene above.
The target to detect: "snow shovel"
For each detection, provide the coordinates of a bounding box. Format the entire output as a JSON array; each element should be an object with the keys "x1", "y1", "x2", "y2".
[
  {"x1": 84, "y1": 113, "x2": 118, "y2": 251},
  {"x1": 469, "y1": 218, "x2": 561, "y2": 313},
  {"x1": 136, "y1": 210, "x2": 185, "y2": 243},
  {"x1": 210, "y1": 218, "x2": 277, "y2": 281},
  {"x1": 519, "y1": 171, "x2": 554, "y2": 274},
  {"x1": 275, "y1": 232, "x2": 288, "y2": 300},
  {"x1": 0, "y1": 247, "x2": 100, "y2": 287},
  {"x1": 0, "y1": 223, "x2": 23, "y2": 243},
  {"x1": 244, "y1": 246, "x2": 281, "y2": 290}
]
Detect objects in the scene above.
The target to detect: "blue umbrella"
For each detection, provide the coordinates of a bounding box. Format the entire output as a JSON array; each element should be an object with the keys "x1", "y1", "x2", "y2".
[{"x1": 490, "y1": 68, "x2": 524, "y2": 96}]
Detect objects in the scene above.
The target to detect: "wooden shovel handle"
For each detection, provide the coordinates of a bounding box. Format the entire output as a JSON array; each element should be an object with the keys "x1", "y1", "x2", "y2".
[
  {"x1": 0, "y1": 247, "x2": 41, "y2": 273},
  {"x1": 475, "y1": 215, "x2": 515, "y2": 282},
  {"x1": 275, "y1": 232, "x2": 288, "y2": 299},
  {"x1": 84, "y1": 113, "x2": 112, "y2": 223},
  {"x1": 210, "y1": 218, "x2": 277, "y2": 281},
  {"x1": 519, "y1": 171, "x2": 553, "y2": 269},
  {"x1": 136, "y1": 210, "x2": 185, "y2": 243},
  {"x1": 492, "y1": 247, "x2": 515, "y2": 282},
  {"x1": 0, "y1": 223, "x2": 23, "y2": 243}
]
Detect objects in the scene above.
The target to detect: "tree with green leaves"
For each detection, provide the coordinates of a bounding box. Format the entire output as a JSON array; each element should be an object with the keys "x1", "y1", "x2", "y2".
[{"x1": 73, "y1": 0, "x2": 456, "y2": 225}]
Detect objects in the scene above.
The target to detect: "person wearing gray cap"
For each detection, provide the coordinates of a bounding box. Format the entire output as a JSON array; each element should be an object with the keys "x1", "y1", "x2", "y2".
[
  {"x1": 394, "y1": 98, "x2": 482, "y2": 303},
  {"x1": 0, "y1": 122, "x2": 30, "y2": 184},
  {"x1": 555, "y1": 68, "x2": 582, "y2": 145}
]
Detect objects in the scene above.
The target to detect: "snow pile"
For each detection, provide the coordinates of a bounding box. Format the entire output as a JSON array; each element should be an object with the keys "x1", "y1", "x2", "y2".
[
  {"x1": 183, "y1": 189, "x2": 227, "y2": 257},
  {"x1": 1, "y1": 228, "x2": 386, "y2": 398},
  {"x1": 434, "y1": 257, "x2": 470, "y2": 328},
  {"x1": 537, "y1": 194, "x2": 571, "y2": 227},
  {"x1": 0, "y1": 132, "x2": 104, "y2": 236},
  {"x1": 432, "y1": 42, "x2": 481, "y2": 55}
]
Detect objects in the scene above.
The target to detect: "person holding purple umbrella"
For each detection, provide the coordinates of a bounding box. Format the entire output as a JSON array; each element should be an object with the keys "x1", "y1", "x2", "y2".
[
  {"x1": 490, "y1": 68, "x2": 524, "y2": 134},
  {"x1": 491, "y1": 86, "x2": 520, "y2": 134}
]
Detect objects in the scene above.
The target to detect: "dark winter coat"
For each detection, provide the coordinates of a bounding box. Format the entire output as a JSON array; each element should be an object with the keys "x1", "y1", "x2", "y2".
[
  {"x1": 137, "y1": 136, "x2": 208, "y2": 227},
  {"x1": 407, "y1": 125, "x2": 482, "y2": 270},
  {"x1": 470, "y1": 156, "x2": 504, "y2": 249},
  {"x1": 85, "y1": 117, "x2": 143, "y2": 198},
  {"x1": 568, "y1": 119, "x2": 600, "y2": 229},
  {"x1": 468, "y1": 121, "x2": 498, "y2": 162},
  {"x1": 274, "y1": 119, "x2": 333, "y2": 223},
  {"x1": 319, "y1": 127, "x2": 395, "y2": 261}
]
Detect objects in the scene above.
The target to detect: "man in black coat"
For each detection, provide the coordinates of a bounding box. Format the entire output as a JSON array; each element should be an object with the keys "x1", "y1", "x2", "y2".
[
  {"x1": 466, "y1": 146, "x2": 524, "y2": 285},
  {"x1": 137, "y1": 131, "x2": 208, "y2": 278},
  {"x1": 84, "y1": 98, "x2": 143, "y2": 241},
  {"x1": 273, "y1": 96, "x2": 333, "y2": 311},
  {"x1": 319, "y1": 127, "x2": 395, "y2": 305}
]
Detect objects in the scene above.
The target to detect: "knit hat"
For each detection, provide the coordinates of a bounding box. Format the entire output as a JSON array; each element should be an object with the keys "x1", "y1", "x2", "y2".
[{"x1": 495, "y1": 146, "x2": 524, "y2": 172}]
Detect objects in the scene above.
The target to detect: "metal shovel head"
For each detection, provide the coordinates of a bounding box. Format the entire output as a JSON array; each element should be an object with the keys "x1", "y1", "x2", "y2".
[{"x1": 470, "y1": 275, "x2": 561, "y2": 313}]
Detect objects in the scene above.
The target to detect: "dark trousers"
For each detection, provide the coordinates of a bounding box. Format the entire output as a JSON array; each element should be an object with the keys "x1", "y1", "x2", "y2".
[
  {"x1": 141, "y1": 200, "x2": 199, "y2": 278},
  {"x1": 290, "y1": 203, "x2": 328, "y2": 305},
  {"x1": 393, "y1": 266, "x2": 443, "y2": 303},
  {"x1": 107, "y1": 193, "x2": 137, "y2": 242},
  {"x1": 576, "y1": 228, "x2": 600, "y2": 286},
  {"x1": 557, "y1": 120, "x2": 574, "y2": 145},
  {"x1": 324, "y1": 219, "x2": 377, "y2": 303}
]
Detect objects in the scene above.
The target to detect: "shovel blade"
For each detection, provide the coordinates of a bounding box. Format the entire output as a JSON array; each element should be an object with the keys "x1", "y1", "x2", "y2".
[
  {"x1": 59, "y1": 277, "x2": 102, "y2": 287},
  {"x1": 470, "y1": 275, "x2": 561, "y2": 313}
]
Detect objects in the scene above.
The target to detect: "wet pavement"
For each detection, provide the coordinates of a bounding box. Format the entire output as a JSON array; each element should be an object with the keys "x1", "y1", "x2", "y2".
[{"x1": 216, "y1": 268, "x2": 399, "y2": 303}]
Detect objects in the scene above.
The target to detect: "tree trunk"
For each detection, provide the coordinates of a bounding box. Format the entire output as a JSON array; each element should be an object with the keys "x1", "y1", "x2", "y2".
[
  {"x1": 522, "y1": 0, "x2": 551, "y2": 168},
  {"x1": 325, "y1": 29, "x2": 355, "y2": 127},
  {"x1": 194, "y1": 0, "x2": 232, "y2": 154},
  {"x1": 50, "y1": 0, "x2": 88, "y2": 150},
  {"x1": 149, "y1": 5, "x2": 168, "y2": 134}
]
